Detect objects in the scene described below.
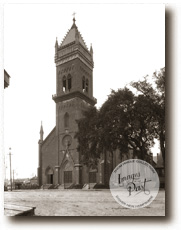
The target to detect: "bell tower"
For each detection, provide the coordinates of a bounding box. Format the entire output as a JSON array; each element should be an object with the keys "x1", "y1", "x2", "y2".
[
  {"x1": 53, "y1": 17, "x2": 96, "y2": 103},
  {"x1": 52, "y1": 17, "x2": 97, "y2": 186}
]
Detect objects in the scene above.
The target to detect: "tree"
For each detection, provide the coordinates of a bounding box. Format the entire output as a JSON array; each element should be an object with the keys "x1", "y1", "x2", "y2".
[
  {"x1": 75, "y1": 68, "x2": 165, "y2": 172},
  {"x1": 75, "y1": 106, "x2": 100, "y2": 167},
  {"x1": 75, "y1": 86, "x2": 158, "y2": 168},
  {"x1": 99, "y1": 88, "x2": 156, "y2": 161},
  {"x1": 130, "y1": 67, "x2": 165, "y2": 164},
  {"x1": 99, "y1": 88, "x2": 134, "y2": 154}
]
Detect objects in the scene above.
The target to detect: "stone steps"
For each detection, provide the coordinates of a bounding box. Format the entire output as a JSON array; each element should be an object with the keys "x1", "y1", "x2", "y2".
[
  {"x1": 58, "y1": 184, "x2": 65, "y2": 189},
  {"x1": 82, "y1": 183, "x2": 97, "y2": 189},
  {"x1": 41, "y1": 184, "x2": 53, "y2": 189}
]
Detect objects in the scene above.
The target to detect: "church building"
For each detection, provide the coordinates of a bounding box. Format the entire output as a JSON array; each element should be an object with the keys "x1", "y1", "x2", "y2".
[{"x1": 37, "y1": 17, "x2": 154, "y2": 189}]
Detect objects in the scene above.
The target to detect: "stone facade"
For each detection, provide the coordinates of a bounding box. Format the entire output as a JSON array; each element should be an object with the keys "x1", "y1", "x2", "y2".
[{"x1": 38, "y1": 18, "x2": 98, "y2": 188}]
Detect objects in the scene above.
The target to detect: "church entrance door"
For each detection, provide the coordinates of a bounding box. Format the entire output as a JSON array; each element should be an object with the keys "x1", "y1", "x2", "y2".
[
  {"x1": 63, "y1": 161, "x2": 73, "y2": 188},
  {"x1": 89, "y1": 172, "x2": 96, "y2": 183},
  {"x1": 64, "y1": 171, "x2": 72, "y2": 188},
  {"x1": 47, "y1": 174, "x2": 53, "y2": 184}
]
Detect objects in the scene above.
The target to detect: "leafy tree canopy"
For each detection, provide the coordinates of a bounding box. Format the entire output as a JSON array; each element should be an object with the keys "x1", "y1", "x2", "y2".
[
  {"x1": 75, "y1": 67, "x2": 165, "y2": 165},
  {"x1": 130, "y1": 67, "x2": 165, "y2": 163}
]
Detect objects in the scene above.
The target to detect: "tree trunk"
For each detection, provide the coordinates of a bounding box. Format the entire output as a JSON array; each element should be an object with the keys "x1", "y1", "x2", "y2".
[
  {"x1": 111, "y1": 151, "x2": 114, "y2": 172},
  {"x1": 139, "y1": 145, "x2": 145, "y2": 160},
  {"x1": 159, "y1": 130, "x2": 165, "y2": 166},
  {"x1": 104, "y1": 148, "x2": 108, "y2": 186}
]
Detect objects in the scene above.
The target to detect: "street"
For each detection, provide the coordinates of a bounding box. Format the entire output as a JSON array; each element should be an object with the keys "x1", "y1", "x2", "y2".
[{"x1": 4, "y1": 189, "x2": 165, "y2": 216}]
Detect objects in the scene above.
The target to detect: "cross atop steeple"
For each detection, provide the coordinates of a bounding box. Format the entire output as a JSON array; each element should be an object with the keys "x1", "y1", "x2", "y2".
[
  {"x1": 72, "y1": 12, "x2": 76, "y2": 24},
  {"x1": 72, "y1": 12, "x2": 76, "y2": 19}
]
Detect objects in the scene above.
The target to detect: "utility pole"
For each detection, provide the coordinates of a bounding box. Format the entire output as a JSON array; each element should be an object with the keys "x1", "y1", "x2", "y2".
[
  {"x1": 13, "y1": 169, "x2": 14, "y2": 189},
  {"x1": 4, "y1": 155, "x2": 7, "y2": 184},
  {"x1": 8, "y1": 148, "x2": 12, "y2": 191}
]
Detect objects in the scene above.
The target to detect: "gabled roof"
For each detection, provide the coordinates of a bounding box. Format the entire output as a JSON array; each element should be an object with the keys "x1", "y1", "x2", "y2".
[
  {"x1": 42, "y1": 126, "x2": 56, "y2": 146},
  {"x1": 60, "y1": 18, "x2": 88, "y2": 50}
]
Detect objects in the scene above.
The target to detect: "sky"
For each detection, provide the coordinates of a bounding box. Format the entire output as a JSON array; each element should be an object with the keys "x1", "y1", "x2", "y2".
[{"x1": 3, "y1": 4, "x2": 165, "y2": 179}]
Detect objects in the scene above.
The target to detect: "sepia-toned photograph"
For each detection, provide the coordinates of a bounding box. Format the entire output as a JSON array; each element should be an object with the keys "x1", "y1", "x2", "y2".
[{"x1": 3, "y1": 3, "x2": 165, "y2": 217}]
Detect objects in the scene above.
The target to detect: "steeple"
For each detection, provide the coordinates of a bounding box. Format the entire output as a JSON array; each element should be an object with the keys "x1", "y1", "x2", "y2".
[
  {"x1": 53, "y1": 16, "x2": 97, "y2": 106},
  {"x1": 40, "y1": 121, "x2": 44, "y2": 141},
  {"x1": 59, "y1": 17, "x2": 88, "y2": 50}
]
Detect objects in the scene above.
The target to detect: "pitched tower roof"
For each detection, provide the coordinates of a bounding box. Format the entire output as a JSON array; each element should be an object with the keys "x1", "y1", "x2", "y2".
[
  {"x1": 53, "y1": 16, "x2": 96, "y2": 106},
  {"x1": 60, "y1": 17, "x2": 88, "y2": 49}
]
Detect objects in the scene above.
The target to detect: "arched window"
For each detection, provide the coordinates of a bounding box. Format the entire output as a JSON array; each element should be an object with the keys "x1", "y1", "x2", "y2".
[
  {"x1": 64, "y1": 112, "x2": 69, "y2": 128},
  {"x1": 86, "y1": 79, "x2": 89, "y2": 92},
  {"x1": 63, "y1": 76, "x2": 66, "y2": 92},
  {"x1": 45, "y1": 166, "x2": 54, "y2": 175},
  {"x1": 82, "y1": 76, "x2": 85, "y2": 92},
  {"x1": 67, "y1": 74, "x2": 72, "y2": 91}
]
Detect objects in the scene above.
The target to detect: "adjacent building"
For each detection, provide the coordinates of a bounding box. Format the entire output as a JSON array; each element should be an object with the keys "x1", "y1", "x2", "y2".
[{"x1": 4, "y1": 70, "x2": 10, "y2": 88}]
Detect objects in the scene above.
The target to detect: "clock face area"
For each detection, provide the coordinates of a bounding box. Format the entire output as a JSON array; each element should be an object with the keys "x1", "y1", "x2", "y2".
[{"x1": 62, "y1": 135, "x2": 72, "y2": 148}]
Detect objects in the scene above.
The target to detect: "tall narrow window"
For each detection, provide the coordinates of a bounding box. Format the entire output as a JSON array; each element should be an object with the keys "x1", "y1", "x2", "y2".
[
  {"x1": 67, "y1": 74, "x2": 72, "y2": 91},
  {"x1": 86, "y1": 79, "x2": 89, "y2": 92},
  {"x1": 64, "y1": 112, "x2": 69, "y2": 128},
  {"x1": 63, "y1": 76, "x2": 66, "y2": 92},
  {"x1": 82, "y1": 76, "x2": 85, "y2": 92}
]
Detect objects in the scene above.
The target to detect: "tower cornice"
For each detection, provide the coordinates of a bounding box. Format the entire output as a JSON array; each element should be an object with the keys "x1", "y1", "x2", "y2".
[
  {"x1": 55, "y1": 52, "x2": 94, "y2": 70},
  {"x1": 55, "y1": 43, "x2": 93, "y2": 69},
  {"x1": 52, "y1": 91, "x2": 97, "y2": 106}
]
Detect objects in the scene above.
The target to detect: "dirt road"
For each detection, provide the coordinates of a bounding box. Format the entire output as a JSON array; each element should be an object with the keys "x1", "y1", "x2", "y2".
[{"x1": 4, "y1": 189, "x2": 165, "y2": 216}]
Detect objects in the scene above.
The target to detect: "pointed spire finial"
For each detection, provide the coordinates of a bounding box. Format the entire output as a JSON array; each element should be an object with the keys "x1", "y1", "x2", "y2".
[
  {"x1": 71, "y1": 12, "x2": 77, "y2": 29},
  {"x1": 55, "y1": 37, "x2": 58, "y2": 53},
  {"x1": 40, "y1": 121, "x2": 44, "y2": 141},
  {"x1": 72, "y1": 12, "x2": 76, "y2": 23},
  {"x1": 90, "y1": 43, "x2": 93, "y2": 57}
]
